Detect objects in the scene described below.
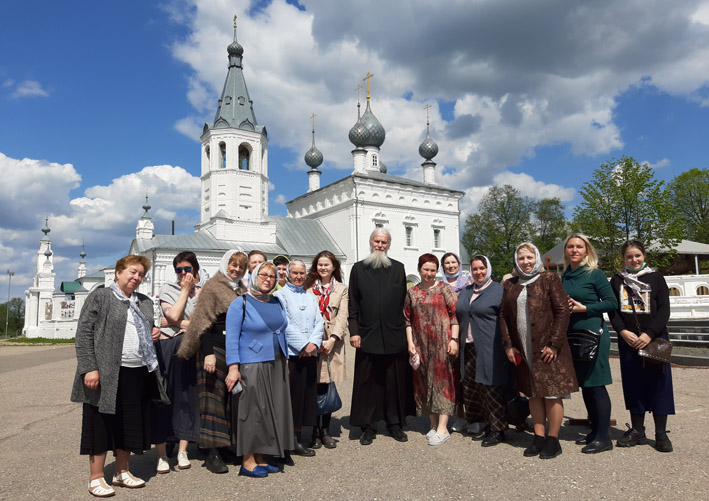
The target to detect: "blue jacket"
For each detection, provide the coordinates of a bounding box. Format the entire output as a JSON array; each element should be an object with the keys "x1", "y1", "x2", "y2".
[
  {"x1": 274, "y1": 282, "x2": 324, "y2": 357},
  {"x1": 225, "y1": 295, "x2": 289, "y2": 365}
]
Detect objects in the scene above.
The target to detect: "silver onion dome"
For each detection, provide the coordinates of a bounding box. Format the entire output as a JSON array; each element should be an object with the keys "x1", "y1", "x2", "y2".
[
  {"x1": 305, "y1": 144, "x2": 323, "y2": 169},
  {"x1": 358, "y1": 100, "x2": 385, "y2": 148},
  {"x1": 419, "y1": 128, "x2": 439, "y2": 160},
  {"x1": 228, "y1": 40, "x2": 244, "y2": 56}
]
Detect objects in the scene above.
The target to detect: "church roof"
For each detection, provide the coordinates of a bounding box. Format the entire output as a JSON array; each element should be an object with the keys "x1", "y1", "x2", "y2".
[
  {"x1": 131, "y1": 218, "x2": 345, "y2": 259},
  {"x1": 203, "y1": 27, "x2": 266, "y2": 136}
]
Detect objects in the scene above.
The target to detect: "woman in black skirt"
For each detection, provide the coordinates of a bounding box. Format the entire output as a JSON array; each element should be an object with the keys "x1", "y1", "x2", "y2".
[
  {"x1": 71, "y1": 255, "x2": 159, "y2": 497},
  {"x1": 608, "y1": 240, "x2": 675, "y2": 452}
]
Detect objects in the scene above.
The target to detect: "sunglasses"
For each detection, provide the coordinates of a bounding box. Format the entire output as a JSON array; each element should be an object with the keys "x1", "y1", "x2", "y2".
[
  {"x1": 258, "y1": 273, "x2": 276, "y2": 280},
  {"x1": 175, "y1": 266, "x2": 193, "y2": 274}
]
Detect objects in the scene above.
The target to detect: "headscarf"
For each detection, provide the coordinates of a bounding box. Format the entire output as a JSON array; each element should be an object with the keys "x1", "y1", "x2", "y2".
[
  {"x1": 313, "y1": 275, "x2": 336, "y2": 321},
  {"x1": 469, "y1": 255, "x2": 493, "y2": 303},
  {"x1": 442, "y1": 253, "x2": 472, "y2": 292},
  {"x1": 109, "y1": 283, "x2": 158, "y2": 372},
  {"x1": 619, "y1": 263, "x2": 654, "y2": 305},
  {"x1": 248, "y1": 262, "x2": 278, "y2": 300},
  {"x1": 219, "y1": 249, "x2": 245, "y2": 291},
  {"x1": 514, "y1": 243, "x2": 543, "y2": 284}
]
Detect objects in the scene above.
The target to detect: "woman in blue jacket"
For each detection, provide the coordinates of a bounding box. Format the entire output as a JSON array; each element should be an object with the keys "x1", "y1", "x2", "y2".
[
  {"x1": 275, "y1": 259, "x2": 324, "y2": 456},
  {"x1": 225, "y1": 262, "x2": 293, "y2": 478}
]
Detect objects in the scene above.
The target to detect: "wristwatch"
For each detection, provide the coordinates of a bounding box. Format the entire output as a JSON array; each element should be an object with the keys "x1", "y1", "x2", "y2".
[{"x1": 450, "y1": 338, "x2": 459, "y2": 343}]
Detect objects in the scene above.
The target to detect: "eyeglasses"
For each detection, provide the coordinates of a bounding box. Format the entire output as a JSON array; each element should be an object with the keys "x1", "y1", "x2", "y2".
[
  {"x1": 257, "y1": 273, "x2": 276, "y2": 280},
  {"x1": 175, "y1": 266, "x2": 193, "y2": 274}
]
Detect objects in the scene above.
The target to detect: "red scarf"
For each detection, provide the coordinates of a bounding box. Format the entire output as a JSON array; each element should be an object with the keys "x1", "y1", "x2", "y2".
[{"x1": 312, "y1": 278, "x2": 336, "y2": 321}]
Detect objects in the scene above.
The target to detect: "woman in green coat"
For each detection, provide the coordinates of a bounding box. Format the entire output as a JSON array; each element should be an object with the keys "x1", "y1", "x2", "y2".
[{"x1": 562, "y1": 233, "x2": 618, "y2": 454}]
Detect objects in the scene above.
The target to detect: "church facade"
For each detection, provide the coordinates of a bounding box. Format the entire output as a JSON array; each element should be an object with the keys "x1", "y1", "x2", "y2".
[{"x1": 23, "y1": 25, "x2": 464, "y2": 338}]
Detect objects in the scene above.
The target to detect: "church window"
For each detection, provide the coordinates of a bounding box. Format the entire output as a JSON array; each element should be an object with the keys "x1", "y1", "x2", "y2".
[
  {"x1": 668, "y1": 287, "x2": 681, "y2": 297},
  {"x1": 372, "y1": 154, "x2": 378, "y2": 167},
  {"x1": 433, "y1": 229, "x2": 441, "y2": 249},
  {"x1": 224, "y1": 96, "x2": 232, "y2": 105},
  {"x1": 239, "y1": 145, "x2": 250, "y2": 170},
  {"x1": 219, "y1": 142, "x2": 227, "y2": 169},
  {"x1": 238, "y1": 96, "x2": 245, "y2": 105},
  {"x1": 405, "y1": 226, "x2": 414, "y2": 247},
  {"x1": 205, "y1": 145, "x2": 210, "y2": 160},
  {"x1": 375, "y1": 223, "x2": 383, "y2": 229},
  {"x1": 697, "y1": 286, "x2": 709, "y2": 296}
]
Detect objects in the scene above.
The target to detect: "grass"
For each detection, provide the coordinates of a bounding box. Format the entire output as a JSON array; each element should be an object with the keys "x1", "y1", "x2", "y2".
[{"x1": 4, "y1": 337, "x2": 75, "y2": 344}]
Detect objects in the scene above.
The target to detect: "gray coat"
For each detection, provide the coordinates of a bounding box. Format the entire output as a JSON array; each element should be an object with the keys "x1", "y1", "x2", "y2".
[
  {"x1": 70, "y1": 287, "x2": 156, "y2": 414},
  {"x1": 456, "y1": 282, "x2": 513, "y2": 386}
]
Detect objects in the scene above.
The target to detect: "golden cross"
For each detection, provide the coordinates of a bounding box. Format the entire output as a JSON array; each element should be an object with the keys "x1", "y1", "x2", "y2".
[
  {"x1": 234, "y1": 15, "x2": 237, "y2": 29},
  {"x1": 363, "y1": 72, "x2": 374, "y2": 100},
  {"x1": 355, "y1": 84, "x2": 362, "y2": 103}
]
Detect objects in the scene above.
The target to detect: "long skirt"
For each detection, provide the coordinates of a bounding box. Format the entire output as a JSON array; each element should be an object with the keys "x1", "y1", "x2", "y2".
[
  {"x1": 349, "y1": 350, "x2": 415, "y2": 429},
  {"x1": 233, "y1": 355, "x2": 295, "y2": 457},
  {"x1": 196, "y1": 346, "x2": 231, "y2": 448},
  {"x1": 463, "y1": 343, "x2": 508, "y2": 432},
  {"x1": 152, "y1": 335, "x2": 200, "y2": 444},
  {"x1": 618, "y1": 335, "x2": 675, "y2": 415},
  {"x1": 288, "y1": 356, "x2": 318, "y2": 428},
  {"x1": 80, "y1": 366, "x2": 153, "y2": 455}
]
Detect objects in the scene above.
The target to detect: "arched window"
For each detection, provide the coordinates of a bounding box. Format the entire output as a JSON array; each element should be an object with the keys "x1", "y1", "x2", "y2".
[
  {"x1": 668, "y1": 287, "x2": 681, "y2": 297},
  {"x1": 405, "y1": 226, "x2": 414, "y2": 247},
  {"x1": 433, "y1": 229, "x2": 441, "y2": 249},
  {"x1": 219, "y1": 142, "x2": 227, "y2": 169},
  {"x1": 239, "y1": 145, "x2": 250, "y2": 170},
  {"x1": 697, "y1": 286, "x2": 709, "y2": 296}
]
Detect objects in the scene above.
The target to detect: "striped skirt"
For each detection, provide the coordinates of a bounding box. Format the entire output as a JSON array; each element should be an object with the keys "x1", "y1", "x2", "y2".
[
  {"x1": 196, "y1": 346, "x2": 232, "y2": 448},
  {"x1": 463, "y1": 343, "x2": 508, "y2": 432}
]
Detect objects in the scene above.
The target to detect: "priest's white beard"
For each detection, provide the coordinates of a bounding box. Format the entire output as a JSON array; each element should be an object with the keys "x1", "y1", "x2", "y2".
[{"x1": 363, "y1": 250, "x2": 391, "y2": 269}]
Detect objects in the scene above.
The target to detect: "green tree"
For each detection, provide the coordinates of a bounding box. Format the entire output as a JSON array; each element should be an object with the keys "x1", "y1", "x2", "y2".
[
  {"x1": 0, "y1": 298, "x2": 25, "y2": 337},
  {"x1": 668, "y1": 168, "x2": 709, "y2": 243},
  {"x1": 532, "y1": 198, "x2": 568, "y2": 254},
  {"x1": 461, "y1": 185, "x2": 532, "y2": 278},
  {"x1": 573, "y1": 156, "x2": 683, "y2": 269}
]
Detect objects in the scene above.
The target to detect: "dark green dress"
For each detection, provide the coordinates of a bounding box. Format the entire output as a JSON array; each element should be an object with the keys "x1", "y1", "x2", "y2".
[{"x1": 562, "y1": 265, "x2": 618, "y2": 387}]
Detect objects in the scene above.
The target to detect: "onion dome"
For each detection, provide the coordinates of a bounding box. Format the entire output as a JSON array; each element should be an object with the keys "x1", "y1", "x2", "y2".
[
  {"x1": 305, "y1": 143, "x2": 323, "y2": 169},
  {"x1": 142, "y1": 194, "x2": 151, "y2": 218},
  {"x1": 419, "y1": 123, "x2": 439, "y2": 160},
  {"x1": 379, "y1": 161, "x2": 387, "y2": 174},
  {"x1": 41, "y1": 217, "x2": 51, "y2": 241},
  {"x1": 80, "y1": 244, "x2": 87, "y2": 261},
  {"x1": 44, "y1": 248, "x2": 52, "y2": 258},
  {"x1": 358, "y1": 100, "x2": 385, "y2": 148},
  {"x1": 228, "y1": 40, "x2": 244, "y2": 56}
]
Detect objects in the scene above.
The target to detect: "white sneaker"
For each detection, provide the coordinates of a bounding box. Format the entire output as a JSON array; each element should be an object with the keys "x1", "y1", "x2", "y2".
[
  {"x1": 177, "y1": 450, "x2": 191, "y2": 470},
  {"x1": 426, "y1": 428, "x2": 437, "y2": 440},
  {"x1": 428, "y1": 431, "x2": 451, "y2": 446},
  {"x1": 157, "y1": 455, "x2": 170, "y2": 474}
]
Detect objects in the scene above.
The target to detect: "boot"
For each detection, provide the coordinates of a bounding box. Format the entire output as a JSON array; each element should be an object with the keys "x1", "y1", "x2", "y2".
[{"x1": 293, "y1": 431, "x2": 315, "y2": 457}]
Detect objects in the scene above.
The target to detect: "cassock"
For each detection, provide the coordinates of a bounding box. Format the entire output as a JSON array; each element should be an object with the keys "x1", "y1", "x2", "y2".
[{"x1": 348, "y1": 258, "x2": 415, "y2": 429}]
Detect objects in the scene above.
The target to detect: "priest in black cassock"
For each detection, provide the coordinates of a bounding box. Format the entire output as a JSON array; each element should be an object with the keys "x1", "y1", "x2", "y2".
[{"x1": 348, "y1": 228, "x2": 415, "y2": 445}]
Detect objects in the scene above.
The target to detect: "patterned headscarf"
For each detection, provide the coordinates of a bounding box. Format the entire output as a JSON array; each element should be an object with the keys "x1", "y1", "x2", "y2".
[
  {"x1": 248, "y1": 262, "x2": 278, "y2": 300},
  {"x1": 514, "y1": 243, "x2": 543, "y2": 280},
  {"x1": 442, "y1": 253, "x2": 472, "y2": 292},
  {"x1": 219, "y1": 249, "x2": 246, "y2": 291}
]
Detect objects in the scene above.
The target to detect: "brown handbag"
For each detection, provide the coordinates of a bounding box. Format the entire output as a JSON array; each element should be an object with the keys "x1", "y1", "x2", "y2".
[{"x1": 625, "y1": 286, "x2": 672, "y2": 368}]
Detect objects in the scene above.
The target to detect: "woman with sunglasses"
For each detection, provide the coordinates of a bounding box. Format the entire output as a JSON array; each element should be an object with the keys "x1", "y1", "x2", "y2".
[
  {"x1": 225, "y1": 262, "x2": 294, "y2": 477},
  {"x1": 153, "y1": 251, "x2": 203, "y2": 473}
]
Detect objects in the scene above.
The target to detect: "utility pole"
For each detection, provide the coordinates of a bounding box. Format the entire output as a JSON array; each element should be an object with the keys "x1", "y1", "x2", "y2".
[{"x1": 5, "y1": 270, "x2": 14, "y2": 337}]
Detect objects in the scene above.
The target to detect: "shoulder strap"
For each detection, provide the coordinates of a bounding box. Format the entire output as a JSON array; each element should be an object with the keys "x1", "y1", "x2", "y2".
[
  {"x1": 242, "y1": 294, "x2": 247, "y2": 325},
  {"x1": 624, "y1": 285, "x2": 642, "y2": 334}
]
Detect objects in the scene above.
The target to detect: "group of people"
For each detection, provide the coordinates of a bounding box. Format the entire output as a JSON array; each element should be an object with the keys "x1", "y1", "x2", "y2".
[{"x1": 71, "y1": 229, "x2": 675, "y2": 497}]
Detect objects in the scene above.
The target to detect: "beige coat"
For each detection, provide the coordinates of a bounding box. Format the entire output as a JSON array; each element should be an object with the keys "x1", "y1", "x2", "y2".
[{"x1": 307, "y1": 282, "x2": 349, "y2": 383}]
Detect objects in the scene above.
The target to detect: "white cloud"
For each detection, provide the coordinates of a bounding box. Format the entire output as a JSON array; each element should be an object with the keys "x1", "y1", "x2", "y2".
[
  {"x1": 11, "y1": 80, "x2": 49, "y2": 98},
  {"x1": 274, "y1": 194, "x2": 287, "y2": 204},
  {"x1": 174, "y1": 116, "x2": 204, "y2": 142},
  {"x1": 641, "y1": 158, "x2": 671, "y2": 169}
]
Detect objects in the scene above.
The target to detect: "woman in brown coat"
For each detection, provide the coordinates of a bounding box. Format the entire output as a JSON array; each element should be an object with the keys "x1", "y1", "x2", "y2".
[
  {"x1": 500, "y1": 242, "x2": 577, "y2": 459},
  {"x1": 305, "y1": 250, "x2": 349, "y2": 449}
]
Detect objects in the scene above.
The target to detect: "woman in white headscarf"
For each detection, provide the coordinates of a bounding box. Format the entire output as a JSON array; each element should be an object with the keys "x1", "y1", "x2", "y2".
[
  {"x1": 500, "y1": 242, "x2": 576, "y2": 459},
  {"x1": 177, "y1": 250, "x2": 247, "y2": 474},
  {"x1": 456, "y1": 255, "x2": 513, "y2": 448}
]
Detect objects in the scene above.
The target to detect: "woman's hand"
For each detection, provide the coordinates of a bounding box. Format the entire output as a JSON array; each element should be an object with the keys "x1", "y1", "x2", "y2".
[
  {"x1": 83, "y1": 370, "x2": 100, "y2": 390},
  {"x1": 568, "y1": 297, "x2": 587, "y2": 313},
  {"x1": 540, "y1": 346, "x2": 558, "y2": 364},
  {"x1": 320, "y1": 337, "x2": 336, "y2": 356},
  {"x1": 408, "y1": 341, "x2": 417, "y2": 356},
  {"x1": 225, "y1": 365, "x2": 241, "y2": 392},
  {"x1": 160, "y1": 317, "x2": 169, "y2": 328},
  {"x1": 447, "y1": 339, "x2": 459, "y2": 357},
  {"x1": 300, "y1": 343, "x2": 318, "y2": 357},
  {"x1": 350, "y1": 335, "x2": 361, "y2": 349},
  {"x1": 619, "y1": 329, "x2": 638, "y2": 346},
  {"x1": 204, "y1": 354, "x2": 217, "y2": 373},
  {"x1": 632, "y1": 333, "x2": 652, "y2": 350},
  {"x1": 180, "y1": 272, "x2": 196, "y2": 291},
  {"x1": 506, "y1": 347, "x2": 521, "y2": 365},
  {"x1": 151, "y1": 327, "x2": 161, "y2": 342}
]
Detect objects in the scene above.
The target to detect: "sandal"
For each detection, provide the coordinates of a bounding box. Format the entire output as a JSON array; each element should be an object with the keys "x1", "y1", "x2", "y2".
[
  {"x1": 112, "y1": 471, "x2": 145, "y2": 488},
  {"x1": 88, "y1": 478, "x2": 115, "y2": 498}
]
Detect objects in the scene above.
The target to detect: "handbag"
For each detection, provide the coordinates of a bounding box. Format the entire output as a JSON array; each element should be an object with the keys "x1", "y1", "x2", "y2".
[
  {"x1": 317, "y1": 358, "x2": 342, "y2": 415},
  {"x1": 567, "y1": 317, "x2": 603, "y2": 363},
  {"x1": 626, "y1": 286, "x2": 672, "y2": 368},
  {"x1": 151, "y1": 368, "x2": 171, "y2": 407}
]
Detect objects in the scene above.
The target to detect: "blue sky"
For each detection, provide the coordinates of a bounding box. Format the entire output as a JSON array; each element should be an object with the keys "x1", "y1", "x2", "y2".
[{"x1": 1, "y1": 0, "x2": 709, "y2": 298}]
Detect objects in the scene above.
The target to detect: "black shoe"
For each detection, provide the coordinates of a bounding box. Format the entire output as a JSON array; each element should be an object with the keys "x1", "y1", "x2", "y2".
[
  {"x1": 581, "y1": 439, "x2": 613, "y2": 454},
  {"x1": 388, "y1": 425, "x2": 408, "y2": 442},
  {"x1": 471, "y1": 426, "x2": 490, "y2": 441},
  {"x1": 481, "y1": 430, "x2": 505, "y2": 447},
  {"x1": 655, "y1": 431, "x2": 673, "y2": 453},
  {"x1": 270, "y1": 453, "x2": 295, "y2": 466},
  {"x1": 217, "y1": 446, "x2": 237, "y2": 464},
  {"x1": 523, "y1": 434, "x2": 546, "y2": 457},
  {"x1": 539, "y1": 436, "x2": 562, "y2": 459},
  {"x1": 205, "y1": 450, "x2": 229, "y2": 474},
  {"x1": 360, "y1": 428, "x2": 376, "y2": 446},
  {"x1": 575, "y1": 432, "x2": 594, "y2": 445},
  {"x1": 292, "y1": 441, "x2": 316, "y2": 456},
  {"x1": 310, "y1": 427, "x2": 323, "y2": 449},
  {"x1": 616, "y1": 424, "x2": 648, "y2": 448}
]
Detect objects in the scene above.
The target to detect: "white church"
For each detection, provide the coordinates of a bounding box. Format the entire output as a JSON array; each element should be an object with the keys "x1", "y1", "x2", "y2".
[{"x1": 23, "y1": 23, "x2": 465, "y2": 338}]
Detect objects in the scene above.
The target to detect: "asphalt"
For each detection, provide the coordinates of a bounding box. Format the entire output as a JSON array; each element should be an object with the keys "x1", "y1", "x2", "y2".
[{"x1": 0, "y1": 345, "x2": 707, "y2": 500}]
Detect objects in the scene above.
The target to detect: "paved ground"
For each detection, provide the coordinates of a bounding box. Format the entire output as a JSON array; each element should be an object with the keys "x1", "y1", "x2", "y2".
[{"x1": 0, "y1": 344, "x2": 707, "y2": 500}]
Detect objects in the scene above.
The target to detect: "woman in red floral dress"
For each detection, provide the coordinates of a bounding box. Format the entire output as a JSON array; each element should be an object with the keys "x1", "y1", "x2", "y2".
[{"x1": 405, "y1": 254, "x2": 460, "y2": 446}]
